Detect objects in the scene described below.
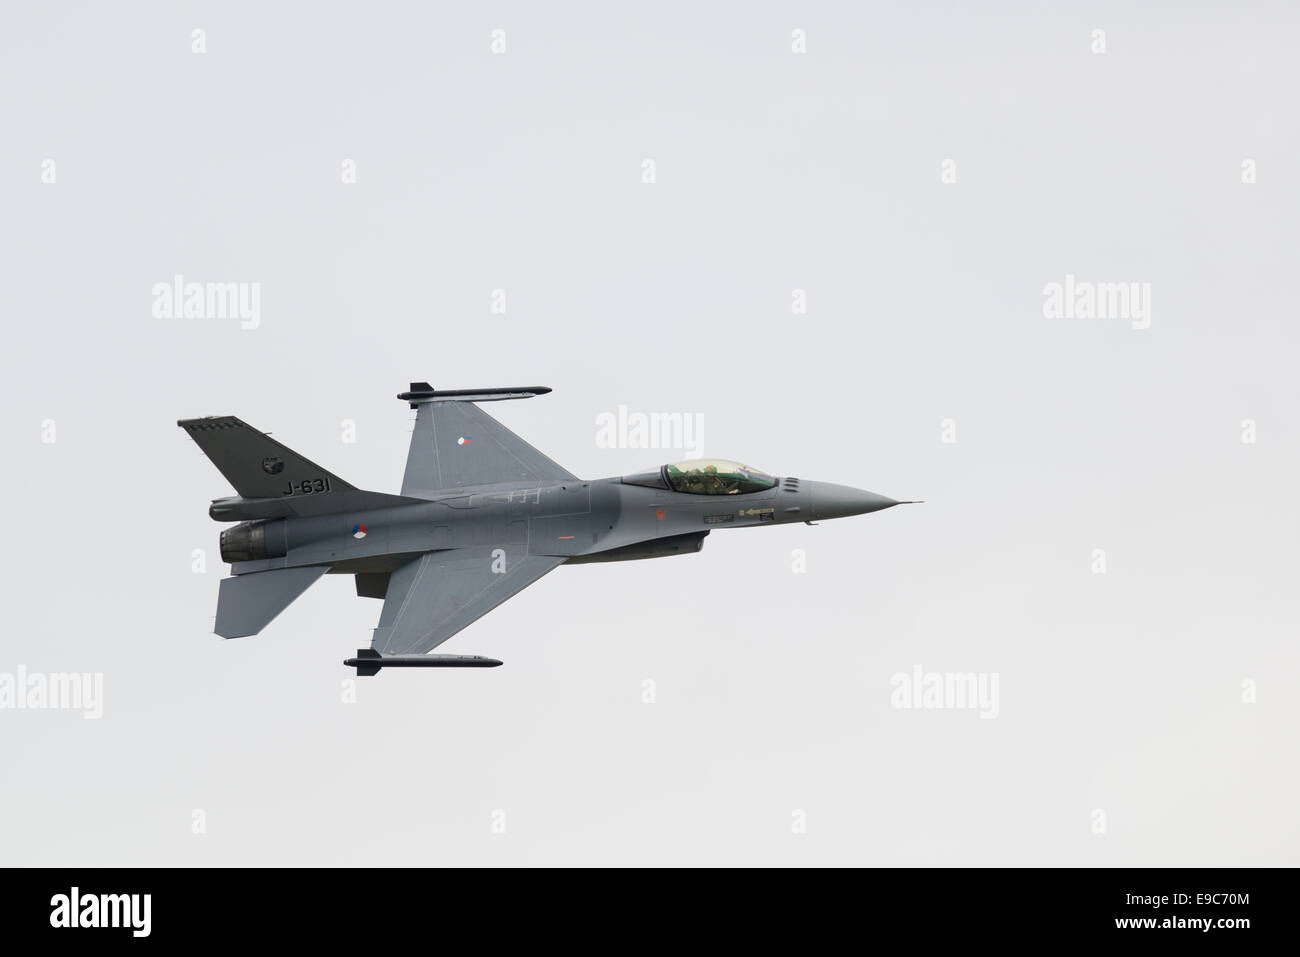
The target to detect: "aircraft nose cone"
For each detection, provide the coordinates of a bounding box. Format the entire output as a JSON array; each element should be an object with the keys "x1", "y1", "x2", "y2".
[{"x1": 809, "y1": 482, "x2": 899, "y2": 521}]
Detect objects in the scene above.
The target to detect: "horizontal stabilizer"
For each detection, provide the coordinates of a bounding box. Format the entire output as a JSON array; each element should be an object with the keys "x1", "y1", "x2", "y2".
[{"x1": 215, "y1": 566, "x2": 328, "y2": 638}]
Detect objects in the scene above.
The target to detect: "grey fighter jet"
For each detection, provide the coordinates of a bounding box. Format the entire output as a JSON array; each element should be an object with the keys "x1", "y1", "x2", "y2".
[{"x1": 180, "y1": 384, "x2": 913, "y2": 674}]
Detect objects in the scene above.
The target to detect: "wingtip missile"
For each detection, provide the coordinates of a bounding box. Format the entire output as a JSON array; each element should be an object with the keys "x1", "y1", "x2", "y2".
[
  {"x1": 397, "y1": 384, "x2": 553, "y2": 407},
  {"x1": 344, "y1": 648, "x2": 503, "y2": 675}
]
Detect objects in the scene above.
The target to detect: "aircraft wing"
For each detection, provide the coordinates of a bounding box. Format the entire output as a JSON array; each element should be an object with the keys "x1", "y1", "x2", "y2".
[
  {"x1": 370, "y1": 546, "x2": 566, "y2": 656},
  {"x1": 400, "y1": 394, "x2": 575, "y2": 496}
]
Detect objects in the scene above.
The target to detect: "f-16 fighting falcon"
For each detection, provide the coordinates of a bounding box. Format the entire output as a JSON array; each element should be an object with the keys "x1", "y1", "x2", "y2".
[{"x1": 179, "y1": 384, "x2": 916, "y2": 674}]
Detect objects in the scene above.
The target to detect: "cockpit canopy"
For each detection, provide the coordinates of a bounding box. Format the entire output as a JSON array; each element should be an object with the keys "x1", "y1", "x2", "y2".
[{"x1": 622, "y1": 459, "x2": 777, "y2": 495}]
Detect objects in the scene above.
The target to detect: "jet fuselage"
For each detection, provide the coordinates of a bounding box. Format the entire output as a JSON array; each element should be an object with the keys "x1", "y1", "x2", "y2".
[{"x1": 220, "y1": 475, "x2": 901, "y2": 578}]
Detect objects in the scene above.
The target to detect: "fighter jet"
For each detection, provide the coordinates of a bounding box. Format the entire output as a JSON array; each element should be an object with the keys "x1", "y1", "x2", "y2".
[{"x1": 179, "y1": 384, "x2": 914, "y2": 674}]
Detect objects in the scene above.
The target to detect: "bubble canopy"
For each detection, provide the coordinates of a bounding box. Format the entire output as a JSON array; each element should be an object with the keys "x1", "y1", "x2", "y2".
[{"x1": 622, "y1": 459, "x2": 778, "y2": 495}]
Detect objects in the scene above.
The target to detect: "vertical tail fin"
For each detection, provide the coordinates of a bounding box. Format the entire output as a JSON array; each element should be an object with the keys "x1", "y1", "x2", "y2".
[{"x1": 179, "y1": 416, "x2": 356, "y2": 499}]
